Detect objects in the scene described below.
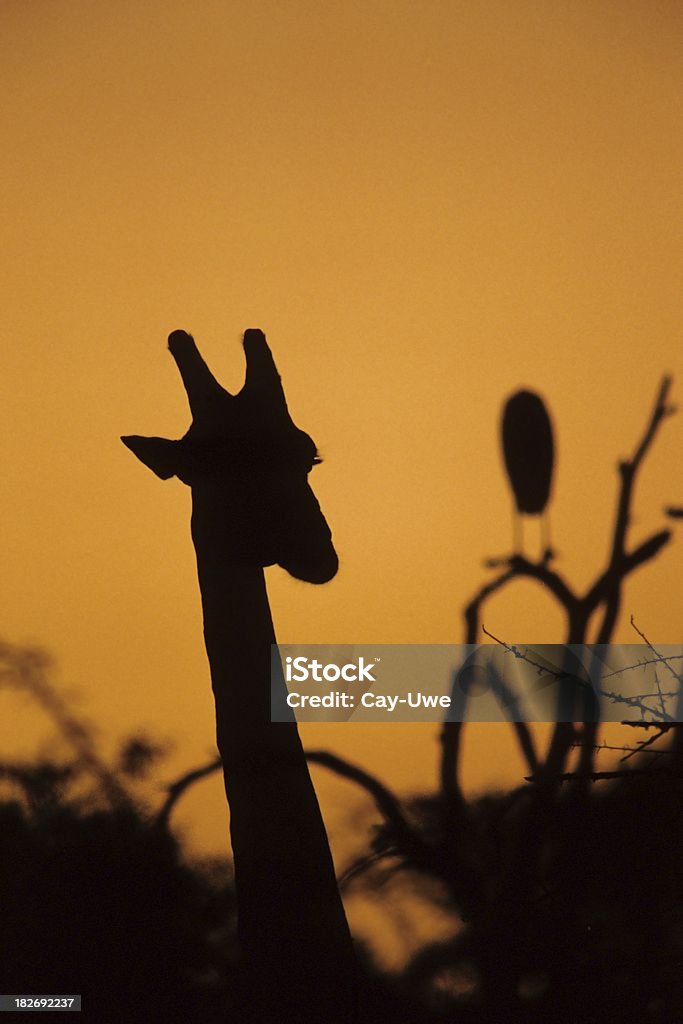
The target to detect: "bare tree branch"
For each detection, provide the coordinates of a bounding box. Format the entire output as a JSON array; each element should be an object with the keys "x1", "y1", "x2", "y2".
[
  {"x1": 156, "y1": 756, "x2": 222, "y2": 827},
  {"x1": 156, "y1": 747, "x2": 418, "y2": 855},
  {"x1": 440, "y1": 377, "x2": 676, "y2": 807},
  {"x1": 306, "y1": 750, "x2": 417, "y2": 849},
  {"x1": 593, "y1": 376, "x2": 674, "y2": 647}
]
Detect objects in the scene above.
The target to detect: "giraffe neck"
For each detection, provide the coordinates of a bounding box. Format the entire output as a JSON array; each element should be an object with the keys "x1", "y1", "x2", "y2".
[{"x1": 189, "y1": 489, "x2": 358, "y2": 1023}]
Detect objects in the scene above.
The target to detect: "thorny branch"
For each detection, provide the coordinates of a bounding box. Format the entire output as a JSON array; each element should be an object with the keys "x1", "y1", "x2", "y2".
[{"x1": 481, "y1": 625, "x2": 676, "y2": 722}]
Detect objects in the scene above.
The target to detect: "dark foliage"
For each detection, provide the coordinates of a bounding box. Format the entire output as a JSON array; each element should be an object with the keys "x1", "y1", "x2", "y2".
[
  {"x1": 0, "y1": 756, "x2": 238, "y2": 1023},
  {"x1": 343, "y1": 757, "x2": 683, "y2": 1023}
]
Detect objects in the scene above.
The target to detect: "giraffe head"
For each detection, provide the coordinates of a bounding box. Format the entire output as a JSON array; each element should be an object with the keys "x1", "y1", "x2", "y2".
[{"x1": 122, "y1": 328, "x2": 338, "y2": 584}]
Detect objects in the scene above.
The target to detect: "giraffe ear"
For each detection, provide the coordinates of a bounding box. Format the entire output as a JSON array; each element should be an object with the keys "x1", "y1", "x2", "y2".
[{"x1": 120, "y1": 436, "x2": 180, "y2": 480}]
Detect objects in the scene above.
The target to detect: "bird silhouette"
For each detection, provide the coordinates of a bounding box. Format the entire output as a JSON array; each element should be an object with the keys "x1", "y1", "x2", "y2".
[{"x1": 501, "y1": 389, "x2": 555, "y2": 559}]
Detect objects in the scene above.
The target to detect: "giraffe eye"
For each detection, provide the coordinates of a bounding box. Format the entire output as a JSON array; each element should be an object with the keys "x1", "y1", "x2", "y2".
[{"x1": 290, "y1": 432, "x2": 321, "y2": 471}]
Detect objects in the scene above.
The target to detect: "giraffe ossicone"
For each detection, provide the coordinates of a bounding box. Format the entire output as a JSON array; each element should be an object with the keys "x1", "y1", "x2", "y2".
[{"x1": 122, "y1": 328, "x2": 338, "y2": 584}]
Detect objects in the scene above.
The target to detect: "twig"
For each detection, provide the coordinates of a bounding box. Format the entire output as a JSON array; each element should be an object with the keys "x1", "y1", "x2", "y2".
[
  {"x1": 620, "y1": 727, "x2": 666, "y2": 762},
  {"x1": 156, "y1": 756, "x2": 222, "y2": 827},
  {"x1": 523, "y1": 768, "x2": 675, "y2": 783},
  {"x1": 629, "y1": 616, "x2": 683, "y2": 688},
  {"x1": 622, "y1": 721, "x2": 676, "y2": 731},
  {"x1": 482, "y1": 626, "x2": 670, "y2": 721},
  {"x1": 602, "y1": 656, "x2": 683, "y2": 680},
  {"x1": 569, "y1": 741, "x2": 667, "y2": 758},
  {"x1": 306, "y1": 750, "x2": 417, "y2": 848}
]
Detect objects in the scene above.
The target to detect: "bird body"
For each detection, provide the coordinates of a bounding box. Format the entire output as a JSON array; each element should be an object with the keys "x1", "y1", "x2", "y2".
[
  {"x1": 501, "y1": 389, "x2": 555, "y2": 557},
  {"x1": 501, "y1": 390, "x2": 554, "y2": 515}
]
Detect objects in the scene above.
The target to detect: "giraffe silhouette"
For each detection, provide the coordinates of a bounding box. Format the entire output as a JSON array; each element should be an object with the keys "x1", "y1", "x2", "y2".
[{"x1": 122, "y1": 329, "x2": 357, "y2": 1023}]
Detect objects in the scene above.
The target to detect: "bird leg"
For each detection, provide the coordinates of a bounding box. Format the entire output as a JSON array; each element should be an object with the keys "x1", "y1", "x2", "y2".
[
  {"x1": 541, "y1": 512, "x2": 554, "y2": 562},
  {"x1": 512, "y1": 509, "x2": 523, "y2": 557}
]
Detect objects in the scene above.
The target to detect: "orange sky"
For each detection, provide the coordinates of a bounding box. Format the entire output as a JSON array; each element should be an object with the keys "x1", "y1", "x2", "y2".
[{"x1": 1, "y1": 0, "x2": 681, "y2": 859}]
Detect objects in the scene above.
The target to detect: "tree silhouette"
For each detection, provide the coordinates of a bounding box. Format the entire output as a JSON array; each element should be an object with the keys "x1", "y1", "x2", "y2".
[{"x1": 0, "y1": 640, "x2": 238, "y2": 1023}]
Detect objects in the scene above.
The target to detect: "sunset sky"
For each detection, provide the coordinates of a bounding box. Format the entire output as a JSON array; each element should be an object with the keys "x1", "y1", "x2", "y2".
[{"x1": 1, "y1": 0, "x2": 681, "y2": 867}]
